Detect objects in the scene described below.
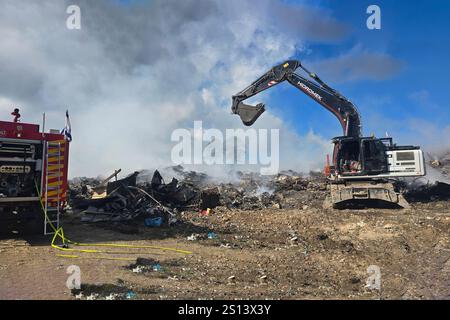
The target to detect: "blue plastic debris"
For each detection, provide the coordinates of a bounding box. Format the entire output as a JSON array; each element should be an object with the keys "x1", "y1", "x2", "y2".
[
  {"x1": 126, "y1": 291, "x2": 136, "y2": 299},
  {"x1": 207, "y1": 232, "x2": 217, "y2": 239},
  {"x1": 152, "y1": 263, "x2": 162, "y2": 272},
  {"x1": 144, "y1": 217, "x2": 163, "y2": 227}
]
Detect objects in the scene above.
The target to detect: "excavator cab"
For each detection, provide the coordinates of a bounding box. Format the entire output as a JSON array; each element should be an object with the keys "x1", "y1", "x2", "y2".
[
  {"x1": 361, "y1": 138, "x2": 389, "y2": 174},
  {"x1": 333, "y1": 137, "x2": 388, "y2": 176},
  {"x1": 335, "y1": 137, "x2": 362, "y2": 175}
]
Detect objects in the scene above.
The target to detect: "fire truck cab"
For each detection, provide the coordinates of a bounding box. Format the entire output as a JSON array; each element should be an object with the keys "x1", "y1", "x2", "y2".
[{"x1": 0, "y1": 116, "x2": 69, "y2": 235}]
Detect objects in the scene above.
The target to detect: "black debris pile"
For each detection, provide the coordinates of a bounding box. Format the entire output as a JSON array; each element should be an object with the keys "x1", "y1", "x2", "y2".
[
  {"x1": 170, "y1": 165, "x2": 210, "y2": 188},
  {"x1": 216, "y1": 171, "x2": 328, "y2": 210},
  {"x1": 404, "y1": 181, "x2": 450, "y2": 202},
  {"x1": 396, "y1": 149, "x2": 450, "y2": 203},
  {"x1": 70, "y1": 172, "x2": 176, "y2": 224},
  {"x1": 217, "y1": 183, "x2": 282, "y2": 210},
  {"x1": 136, "y1": 166, "x2": 324, "y2": 211},
  {"x1": 199, "y1": 187, "x2": 221, "y2": 210},
  {"x1": 144, "y1": 169, "x2": 200, "y2": 207},
  {"x1": 69, "y1": 167, "x2": 330, "y2": 219}
]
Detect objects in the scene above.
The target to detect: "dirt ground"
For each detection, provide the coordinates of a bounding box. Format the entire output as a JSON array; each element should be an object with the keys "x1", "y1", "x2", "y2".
[{"x1": 1, "y1": 199, "x2": 449, "y2": 300}]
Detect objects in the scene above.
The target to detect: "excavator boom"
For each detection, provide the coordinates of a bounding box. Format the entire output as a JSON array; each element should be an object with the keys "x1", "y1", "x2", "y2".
[{"x1": 231, "y1": 60, "x2": 362, "y2": 137}]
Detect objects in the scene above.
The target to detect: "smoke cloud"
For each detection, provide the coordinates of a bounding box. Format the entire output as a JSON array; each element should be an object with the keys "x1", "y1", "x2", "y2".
[{"x1": 0, "y1": 1, "x2": 406, "y2": 179}]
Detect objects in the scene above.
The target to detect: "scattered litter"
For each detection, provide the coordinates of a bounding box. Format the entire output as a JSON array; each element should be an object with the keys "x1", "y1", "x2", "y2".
[
  {"x1": 105, "y1": 293, "x2": 120, "y2": 300},
  {"x1": 152, "y1": 264, "x2": 162, "y2": 272},
  {"x1": 132, "y1": 266, "x2": 145, "y2": 273},
  {"x1": 207, "y1": 232, "x2": 217, "y2": 239},
  {"x1": 200, "y1": 208, "x2": 212, "y2": 216},
  {"x1": 86, "y1": 293, "x2": 99, "y2": 300},
  {"x1": 128, "y1": 257, "x2": 160, "y2": 274},
  {"x1": 303, "y1": 247, "x2": 308, "y2": 256},
  {"x1": 74, "y1": 293, "x2": 83, "y2": 300},
  {"x1": 187, "y1": 234, "x2": 198, "y2": 241},
  {"x1": 126, "y1": 291, "x2": 136, "y2": 299}
]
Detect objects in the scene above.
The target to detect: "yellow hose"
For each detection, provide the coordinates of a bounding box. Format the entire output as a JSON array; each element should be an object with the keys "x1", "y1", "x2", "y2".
[
  {"x1": 50, "y1": 227, "x2": 192, "y2": 255},
  {"x1": 36, "y1": 180, "x2": 193, "y2": 260}
]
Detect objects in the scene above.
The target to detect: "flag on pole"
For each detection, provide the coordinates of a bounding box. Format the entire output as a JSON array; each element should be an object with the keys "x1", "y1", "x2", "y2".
[{"x1": 61, "y1": 110, "x2": 72, "y2": 142}]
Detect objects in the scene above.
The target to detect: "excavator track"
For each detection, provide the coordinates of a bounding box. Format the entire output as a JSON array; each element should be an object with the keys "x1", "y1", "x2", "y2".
[{"x1": 327, "y1": 181, "x2": 410, "y2": 209}]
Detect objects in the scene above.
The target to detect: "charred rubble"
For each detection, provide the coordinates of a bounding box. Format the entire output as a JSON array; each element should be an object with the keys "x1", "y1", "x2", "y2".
[
  {"x1": 68, "y1": 164, "x2": 450, "y2": 225},
  {"x1": 69, "y1": 161, "x2": 450, "y2": 226},
  {"x1": 68, "y1": 167, "x2": 330, "y2": 224},
  {"x1": 404, "y1": 182, "x2": 450, "y2": 202}
]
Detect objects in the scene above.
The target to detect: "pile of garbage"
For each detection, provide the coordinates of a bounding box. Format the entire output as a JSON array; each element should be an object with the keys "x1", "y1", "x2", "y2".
[
  {"x1": 399, "y1": 151, "x2": 450, "y2": 202},
  {"x1": 404, "y1": 182, "x2": 450, "y2": 202},
  {"x1": 68, "y1": 166, "x2": 329, "y2": 224},
  {"x1": 213, "y1": 170, "x2": 328, "y2": 210},
  {"x1": 69, "y1": 170, "x2": 180, "y2": 225}
]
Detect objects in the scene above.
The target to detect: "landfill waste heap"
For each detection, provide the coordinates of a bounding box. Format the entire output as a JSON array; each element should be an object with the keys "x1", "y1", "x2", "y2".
[
  {"x1": 68, "y1": 162, "x2": 450, "y2": 227},
  {"x1": 68, "y1": 166, "x2": 331, "y2": 225}
]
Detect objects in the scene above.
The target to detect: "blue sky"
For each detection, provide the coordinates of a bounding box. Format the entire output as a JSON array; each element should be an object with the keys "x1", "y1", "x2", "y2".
[{"x1": 265, "y1": 0, "x2": 450, "y2": 148}]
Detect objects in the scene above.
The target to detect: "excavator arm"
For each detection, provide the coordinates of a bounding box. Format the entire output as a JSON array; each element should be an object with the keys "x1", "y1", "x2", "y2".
[{"x1": 231, "y1": 60, "x2": 362, "y2": 137}]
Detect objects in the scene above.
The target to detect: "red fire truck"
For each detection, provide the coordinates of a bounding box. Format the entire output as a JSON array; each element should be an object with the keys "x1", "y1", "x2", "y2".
[{"x1": 0, "y1": 111, "x2": 69, "y2": 235}]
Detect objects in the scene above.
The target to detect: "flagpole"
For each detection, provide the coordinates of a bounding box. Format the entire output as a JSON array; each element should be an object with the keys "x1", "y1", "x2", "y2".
[{"x1": 42, "y1": 112, "x2": 46, "y2": 137}]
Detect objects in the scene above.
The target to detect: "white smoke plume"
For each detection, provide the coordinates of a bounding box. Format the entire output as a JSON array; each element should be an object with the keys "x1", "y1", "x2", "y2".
[
  {"x1": 1, "y1": 0, "x2": 344, "y2": 179},
  {"x1": 1, "y1": 1, "x2": 411, "y2": 181}
]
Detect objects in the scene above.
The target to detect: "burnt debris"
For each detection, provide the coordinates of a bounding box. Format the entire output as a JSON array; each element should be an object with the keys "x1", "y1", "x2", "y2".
[
  {"x1": 67, "y1": 164, "x2": 450, "y2": 226},
  {"x1": 68, "y1": 167, "x2": 331, "y2": 225}
]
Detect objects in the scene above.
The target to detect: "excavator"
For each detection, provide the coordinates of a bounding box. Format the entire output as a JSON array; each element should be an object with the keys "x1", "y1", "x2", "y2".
[{"x1": 231, "y1": 60, "x2": 426, "y2": 208}]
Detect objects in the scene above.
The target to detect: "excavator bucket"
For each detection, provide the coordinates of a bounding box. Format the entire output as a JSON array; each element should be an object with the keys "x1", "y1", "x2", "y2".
[{"x1": 235, "y1": 102, "x2": 265, "y2": 126}]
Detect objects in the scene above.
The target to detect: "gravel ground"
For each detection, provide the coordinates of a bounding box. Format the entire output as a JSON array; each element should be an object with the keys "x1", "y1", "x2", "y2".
[{"x1": 1, "y1": 197, "x2": 449, "y2": 300}]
